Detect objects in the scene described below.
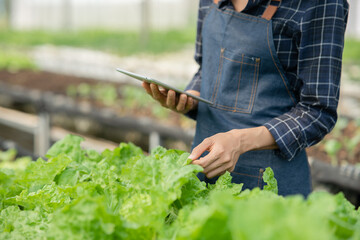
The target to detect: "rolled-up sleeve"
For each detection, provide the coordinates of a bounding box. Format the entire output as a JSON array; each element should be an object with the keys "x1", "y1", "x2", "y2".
[{"x1": 264, "y1": 1, "x2": 349, "y2": 160}]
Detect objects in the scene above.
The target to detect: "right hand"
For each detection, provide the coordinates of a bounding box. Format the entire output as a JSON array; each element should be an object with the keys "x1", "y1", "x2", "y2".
[{"x1": 142, "y1": 82, "x2": 200, "y2": 114}]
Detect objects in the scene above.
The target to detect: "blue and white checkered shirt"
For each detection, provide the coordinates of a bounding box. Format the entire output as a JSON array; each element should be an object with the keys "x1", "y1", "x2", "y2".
[{"x1": 186, "y1": 0, "x2": 349, "y2": 160}]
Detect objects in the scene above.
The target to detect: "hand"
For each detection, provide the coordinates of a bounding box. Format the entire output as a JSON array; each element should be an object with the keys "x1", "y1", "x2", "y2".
[
  {"x1": 142, "y1": 82, "x2": 199, "y2": 114},
  {"x1": 189, "y1": 130, "x2": 244, "y2": 179},
  {"x1": 189, "y1": 127, "x2": 278, "y2": 179}
]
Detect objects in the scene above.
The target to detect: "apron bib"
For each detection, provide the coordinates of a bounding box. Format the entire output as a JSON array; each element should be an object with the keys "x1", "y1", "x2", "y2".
[{"x1": 194, "y1": 0, "x2": 312, "y2": 197}]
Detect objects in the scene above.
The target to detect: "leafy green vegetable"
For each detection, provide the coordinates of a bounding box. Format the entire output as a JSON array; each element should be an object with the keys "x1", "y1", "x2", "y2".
[
  {"x1": 46, "y1": 134, "x2": 84, "y2": 162},
  {"x1": 46, "y1": 196, "x2": 126, "y2": 240},
  {"x1": 263, "y1": 167, "x2": 278, "y2": 194},
  {"x1": 0, "y1": 135, "x2": 359, "y2": 240},
  {"x1": 0, "y1": 149, "x2": 17, "y2": 162}
]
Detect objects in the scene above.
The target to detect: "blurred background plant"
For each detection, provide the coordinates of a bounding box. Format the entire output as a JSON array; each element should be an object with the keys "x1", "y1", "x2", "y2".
[
  {"x1": 0, "y1": 149, "x2": 32, "y2": 170},
  {"x1": 0, "y1": 49, "x2": 37, "y2": 72},
  {"x1": 308, "y1": 117, "x2": 360, "y2": 166}
]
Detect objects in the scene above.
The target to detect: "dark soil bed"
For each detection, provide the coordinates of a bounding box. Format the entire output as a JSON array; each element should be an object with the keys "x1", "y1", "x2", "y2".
[{"x1": 0, "y1": 70, "x2": 99, "y2": 94}]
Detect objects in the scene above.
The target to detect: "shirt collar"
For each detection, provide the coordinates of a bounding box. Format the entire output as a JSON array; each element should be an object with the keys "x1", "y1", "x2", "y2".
[{"x1": 219, "y1": 0, "x2": 267, "y2": 11}]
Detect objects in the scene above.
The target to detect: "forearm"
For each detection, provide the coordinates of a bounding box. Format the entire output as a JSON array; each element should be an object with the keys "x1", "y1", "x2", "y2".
[{"x1": 231, "y1": 126, "x2": 278, "y2": 153}]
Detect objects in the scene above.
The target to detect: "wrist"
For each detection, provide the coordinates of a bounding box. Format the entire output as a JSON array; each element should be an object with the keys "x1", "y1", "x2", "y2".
[{"x1": 230, "y1": 126, "x2": 278, "y2": 153}]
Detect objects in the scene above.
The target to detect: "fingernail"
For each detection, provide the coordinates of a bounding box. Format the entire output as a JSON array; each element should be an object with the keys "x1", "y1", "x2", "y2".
[{"x1": 188, "y1": 154, "x2": 194, "y2": 160}]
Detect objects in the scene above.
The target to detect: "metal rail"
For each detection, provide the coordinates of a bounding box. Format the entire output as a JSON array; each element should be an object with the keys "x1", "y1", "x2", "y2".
[
  {"x1": 311, "y1": 159, "x2": 360, "y2": 193},
  {"x1": 0, "y1": 106, "x2": 50, "y2": 156}
]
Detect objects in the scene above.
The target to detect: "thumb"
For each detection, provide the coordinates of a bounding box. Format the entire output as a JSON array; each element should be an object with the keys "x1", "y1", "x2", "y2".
[{"x1": 189, "y1": 138, "x2": 213, "y2": 160}]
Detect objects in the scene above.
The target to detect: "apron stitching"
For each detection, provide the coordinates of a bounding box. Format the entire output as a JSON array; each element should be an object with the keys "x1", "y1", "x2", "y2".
[
  {"x1": 213, "y1": 54, "x2": 260, "y2": 113},
  {"x1": 222, "y1": 57, "x2": 258, "y2": 66},
  {"x1": 247, "y1": 60, "x2": 260, "y2": 113},
  {"x1": 216, "y1": 104, "x2": 249, "y2": 112},
  {"x1": 234, "y1": 54, "x2": 244, "y2": 111},
  {"x1": 266, "y1": 22, "x2": 296, "y2": 105},
  {"x1": 232, "y1": 172, "x2": 261, "y2": 178},
  {"x1": 212, "y1": 48, "x2": 225, "y2": 102},
  {"x1": 247, "y1": 58, "x2": 258, "y2": 112},
  {"x1": 214, "y1": 10, "x2": 233, "y2": 104},
  {"x1": 215, "y1": 105, "x2": 251, "y2": 113},
  {"x1": 204, "y1": 6, "x2": 218, "y2": 102}
]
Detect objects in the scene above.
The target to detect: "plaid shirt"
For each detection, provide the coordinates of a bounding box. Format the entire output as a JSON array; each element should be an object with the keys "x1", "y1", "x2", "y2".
[{"x1": 186, "y1": 0, "x2": 349, "y2": 160}]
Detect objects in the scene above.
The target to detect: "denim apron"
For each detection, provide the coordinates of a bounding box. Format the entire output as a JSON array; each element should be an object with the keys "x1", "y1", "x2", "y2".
[{"x1": 194, "y1": 0, "x2": 312, "y2": 197}]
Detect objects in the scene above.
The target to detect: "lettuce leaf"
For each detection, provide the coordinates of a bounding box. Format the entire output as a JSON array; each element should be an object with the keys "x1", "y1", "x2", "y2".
[
  {"x1": 263, "y1": 167, "x2": 278, "y2": 194},
  {"x1": 1, "y1": 135, "x2": 359, "y2": 240}
]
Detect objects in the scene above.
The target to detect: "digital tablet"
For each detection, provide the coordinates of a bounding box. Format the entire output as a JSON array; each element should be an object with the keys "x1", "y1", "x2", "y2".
[{"x1": 116, "y1": 68, "x2": 213, "y2": 105}]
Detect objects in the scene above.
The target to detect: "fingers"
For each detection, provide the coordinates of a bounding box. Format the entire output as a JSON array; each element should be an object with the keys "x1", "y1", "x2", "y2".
[
  {"x1": 203, "y1": 159, "x2": 233, "y2": 178},
  {"x1": 150, "y1": 83, "x2": 167, "y2": 104},
  {"x1": 190, "y1": 130, "x2": 243, "y2": 179},
  {"x1": 142, "y1": 82, "x2": 152, "y2": 95},
  {"x1": 142, "y1": 82, "x2": 166, "y2": 103},
  {"x1": 189, "y1": 138, "x2": 213, "y2": 161},
  {"x1": 166, "y1": 90, "x2": 177, "y2": 109},
  {"x1": 176, "y1": 93, "x2": 188, "y2": 112},
  {"x1": 192, "y1": 151, "x2": 219, "y2": 170},
  {"x1": 142, "y1": 83, "x2": 198, "y2": 113},
  {"x1": 206, "y1": 168, "x2": 227, "y2": 179},
  {"x1": 184, "y1": 96, "x2": 194, "y2": 112}
]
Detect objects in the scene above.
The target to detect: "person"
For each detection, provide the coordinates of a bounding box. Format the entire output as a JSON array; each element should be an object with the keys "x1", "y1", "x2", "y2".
[{"x1": 142, "y1": 0, "x2": 349, "y2": 197}]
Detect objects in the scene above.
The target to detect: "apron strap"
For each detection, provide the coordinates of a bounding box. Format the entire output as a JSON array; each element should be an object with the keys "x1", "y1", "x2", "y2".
[
  {"x1": 261, "y1": 0, "x2": 281, "y2": 20},
  {"x1": 212, "y1": 0, "x2": 280, "y2": 20}
]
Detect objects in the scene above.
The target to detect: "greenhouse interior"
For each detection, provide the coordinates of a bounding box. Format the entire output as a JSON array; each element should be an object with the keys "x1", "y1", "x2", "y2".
[{"x1": 0, "y1": 0, "x2": 359, "y2": 239}]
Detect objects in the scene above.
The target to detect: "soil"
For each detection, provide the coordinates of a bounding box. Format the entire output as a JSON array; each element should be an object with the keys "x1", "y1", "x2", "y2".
[{"x1": 0, "y1": 70, "x2": 101, "y2": 94}]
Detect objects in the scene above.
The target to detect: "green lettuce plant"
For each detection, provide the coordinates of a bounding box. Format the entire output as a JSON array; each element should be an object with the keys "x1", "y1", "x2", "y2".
[{"x1": 0, "y1": 135, "x2": 359, "y2": 240}]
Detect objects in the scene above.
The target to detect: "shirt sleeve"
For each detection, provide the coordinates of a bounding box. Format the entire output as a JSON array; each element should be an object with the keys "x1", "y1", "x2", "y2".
[
  {"x1": 264, "y1": 1, "x2": 349, "y2": 160},
  {"x1": 184, "y1": 0, "x2": 212, "y2": 120},
  {"x1": 185, "y1": 0, "x2": 213, "y2": 93}
]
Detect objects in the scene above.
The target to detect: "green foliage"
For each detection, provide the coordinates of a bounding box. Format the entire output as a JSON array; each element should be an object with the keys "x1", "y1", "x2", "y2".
[
  {"x1": 332, "y1": 117, "x2": 349, "y2": 138},
  {"x1": 0, "y1": 28, "x2": 196, "y2": 56},
  {"x1": 0, "y1": 135, "x2": 359, "y2": 240},
  {"x1": 318, "y1": 117, "x2": 360, "y2": 164},
  {"x1": 263, "y1": 167, "x2": 278, "y2": 194},
  {"x1": 67, "y1": 83, "x2": 118, "y2": 107},
  {"x1": 0, "y1": 49, "x2": 37, "y2": 71},
  {"x1": 324, "y1": 139, "x2": 343, "y2": 166},
  {"x1": 344, "y1": 134, "x2": 360, "y2": 160},
  {"x1": 121, "y1": 85, "x2": 170, "y2": 118},
  {"x1": 0, "y1": 149, "x2": 17, "y2": 162},
  {"x1": 66, "y1": 84, "x2": 171, "y2": 119},
  {"x1": 343, "y1": 38, "x2": 360, "y2": 63}
]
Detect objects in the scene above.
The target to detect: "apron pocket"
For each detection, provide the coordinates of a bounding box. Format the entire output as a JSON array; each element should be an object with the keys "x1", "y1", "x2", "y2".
[
  {"x1": 230, "y1": 165, "x2": 264, "y2": 190},
  {"x1": 211, "y1": 48, "x2": 260, "y2": 114}
]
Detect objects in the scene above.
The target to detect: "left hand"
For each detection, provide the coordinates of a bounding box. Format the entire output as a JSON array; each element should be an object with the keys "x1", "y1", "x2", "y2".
[
  {"x1": 189, "y1": 127, "x2": 278, "y2": 179},
  {"x1": 189, "y1": 130, "x2": 245, "y2": 179},
  {"x1": 142, "y1": 82, "x2": 199, "y2": 114}
]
